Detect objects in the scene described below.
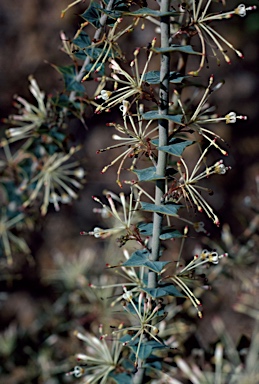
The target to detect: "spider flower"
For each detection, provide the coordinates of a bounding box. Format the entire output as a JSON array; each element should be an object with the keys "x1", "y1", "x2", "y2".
[
  {"x1": 81, "y1": 189, "x2": 144, "y2": 246},
  {"x1": 97, "y1": 102, "x2": 158, "y2": 186},
  {"x1": 0, "y1": 209, "x2": 30, "y2": 264},
  {"x1": 175, "y1": 76, "x2": 247, "y2": 154},
  {"x1": 4, "y1": 76, "x2": 51, "y2": 143},
  {"x1": 186, "y1": 2, "x2": 256, "y2": 74},
  {"x1": 90, "y1": 249, "x2": 147, "y2": 308},
  {"x1": 165, "y1": 142, "x2": 231, "y2": 225},
  {"x1": 168, "y1": 249, "x2": 227, "y2": 318},
  {"x1": 23, "y1": 146, "x2": 85, "y2": 216},
  {"x1": 95, "y1": 38, "x2": 157, "y2": 113},
  {"x1": 112, "y1": 288, "x2": 165, "y2": 366},
  {"x1": 81, "y1": 18, "x2": 138, "y2": 81},
  {"x1": 67, "y1": 325, "x2": 125, "y2": 383}
]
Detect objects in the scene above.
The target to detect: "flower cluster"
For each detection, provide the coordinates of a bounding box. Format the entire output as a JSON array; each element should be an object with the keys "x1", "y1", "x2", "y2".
[
  {"x1": 3, "y1": 76, "x2": 64, "y2": 145},
  {"x1": 97, "y1": 102, "x2": 158, "y2": 186},
  {"x1": 90, "y1": 249, "x2": 147, "y2": 308},
  {"x1": 23, "y1": 146, "x2": 85, "y2": 216},
  {"x1": 175, "y1": 75, "x2": 247, "y2": 155},
  {"x1": 183, "y1": 2, "x2": 257, "y2": 74},
  {"x1": 166, "y1": 249, "x2": 228, "y2": 318},
  {"x1": 164, "y1": 142, "x2": 231, "y2": 225},
  {"x1": 67, "y1": 326, "x2": 125, "y2": 383},
  {"x1": 0, "y1": 210, "x2": 30, "y2": 264},
  {"x1": 95, "y1": 38, "x2": 157, "y2": 113},
  {"x1": 113, "y1": 288, "x2": 165, "y2": 366},
  {"x1": 81, "y1": 189, "x2": 145, "y2": 246}
]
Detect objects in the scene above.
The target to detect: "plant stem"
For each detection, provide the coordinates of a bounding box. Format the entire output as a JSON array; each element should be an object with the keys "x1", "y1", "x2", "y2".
[
  {"x1": 69, "y1": 0, "x2": 115, "y2": 101},
  {"x1": 148, "y1": 0, "x2": 170, "y2": 288}
]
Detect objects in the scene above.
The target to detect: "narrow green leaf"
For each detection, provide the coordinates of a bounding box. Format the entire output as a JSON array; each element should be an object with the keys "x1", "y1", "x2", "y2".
[
  {"x1": 143, "y1": 285, "x2": 184, "y2": 298},
  {"x1": 142, "y1": 71, "x2": 187, "y2": 85},
  {"x1": 101, "y1": 9, "x2": 123, "y2": 19},
  {"x1": 141, "y1": 202, "x2": 181, "y2": 216},
  {"x1": 152, "y1": 45, "x2": 202, "y2": 55},
  {"x1": 158, "y1": 138, "x2": 193, "y2": 156},
  {"x1": 122, "y1": 249, "x2": 169, "y2": 273},
  {"x1": 133, "y1": 167, "x2": 165, "y2": 182},
  {"x1": 144, "y1": 260, "x2": 170, "y2": 273},
  {"x1": 72, "y1": 31, "x2": 91, "y2": 50},
  {"x1": 137, "y1": 222, "x2": 153, "y2": 236},
  {"x1": 130, "y1": 339, "x2": 166, "y2": 360},
  {"x1": 137, "y1": 223, "x2": 183, "y2": 240},
  {"x1": 169, "y1": 71, "x2": 188, "y2": 83},
  {"x1": 122, "y1": 249, "x2": 149, "y2": 266},
  {"x1": 52, "y1": 65, "x2": 85, "y2": 93},
  {"x1": 81, "y1": 2, "x2": 102, "y2": 28},
  {"x1": 142, "y1": 71, "x2": 160, "y2": 84},
  {"x1": 142, "y1": 111, "x2": 184, "y2": 125},
  {"x1": 109, "y1": 373, "x2": 132, "y2": 384},
  {"x1": 159, "y1": 228, "x2": 183, "y2": 240},
  {"x1": 124, "y1": 8, "x2": 178, "y2": 17}
]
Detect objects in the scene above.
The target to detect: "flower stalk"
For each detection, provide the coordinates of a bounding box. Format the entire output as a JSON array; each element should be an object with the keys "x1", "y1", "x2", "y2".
[{"x1": 148, "y1": 0, "x2": 170, "y2": 290}]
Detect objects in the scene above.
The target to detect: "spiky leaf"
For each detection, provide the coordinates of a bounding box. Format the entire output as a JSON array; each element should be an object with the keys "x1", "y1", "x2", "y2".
[
  {"x1": 81, "y1": 2, "x2": 102, "y2": 28},
  {"x1": 122, "y1": 249, "x2": 169, "y2": 273},
  {"x1": 152, "y1": 45, "x2": 201, "y2": 55},
  {"x1": 142, "y1": 111, "x2": 184, "y2": 125},
  {"x1": 52, "y1": 65, "x2": 85, "y2": 93},
  {"x1": 158, "y1": 138, "x2": 193, "y2": 157},
  {"x1": 137, "y1": 222, "x2": 153, "y2": 236},
  {"x1": 133, "y1": 167, "x2": 165, "y2": 182},
  {"x1": 143, "y1": 285, "x2": 184, "y2": 298},
  {"x1": 130, "y1": 339, "x2": 166, "y2": 360},
  {"x1": 73, "y1": 31, "x2": 91, "y2": 50},
  {"x1": 141, "y1": 202, "x2": 181, "y2": 216},
  {"x1": 142, "y1": 71, "x2": 187, "y2": 84},
  {"x1": 124, "y1": 8, "x2": 178, "y2": 17}
]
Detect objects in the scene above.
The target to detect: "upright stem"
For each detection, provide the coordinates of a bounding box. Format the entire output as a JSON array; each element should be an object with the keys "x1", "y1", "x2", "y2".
[
  {"x1": 69, "y1": 0, "x2": 115, "y2": 101},
  {"x1": 148, "y1": 0, "x2": 170, "y2": 288}
]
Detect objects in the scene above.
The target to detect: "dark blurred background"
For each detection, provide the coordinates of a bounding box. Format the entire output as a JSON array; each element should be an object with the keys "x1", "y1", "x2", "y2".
[{"x1": 0, "y1": 1, "x2": 259, "y2": 383}]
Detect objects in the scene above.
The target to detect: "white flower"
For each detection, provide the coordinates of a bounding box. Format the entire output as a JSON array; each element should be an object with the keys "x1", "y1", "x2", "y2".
[
  {"x1": 235, "y1": 4, "x2": 257, "y2": 17},
  {"x1": 94, "y1": 39, "x2": 157, "y2": 113},
  {"x1": 225, "y1": 111, "x2": 247, "y2": 124},
  {"x1": 67, "y1": 326, "x2": 125, "y2": 383},
  {"x1": 23, "y1": 146, "x2": 85, "y2": 216},
  {"x1": 186, "y1": 2, "x2": 256, "y2": 74}
]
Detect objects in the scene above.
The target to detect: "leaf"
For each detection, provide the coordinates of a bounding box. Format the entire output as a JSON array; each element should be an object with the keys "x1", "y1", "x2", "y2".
[
  {"x1": 72, "y1": 31, "x2": 91, "y2": 50},
  {"x1": 152, "y1": 45, "x2": 202, "y2": 55},
  {"x1": 122, "y1": 249, "x2": 169, "y2": 273},
  {"x1": 159, "y1": 228, "x2": 183, "y2": 240},
  {"x1": 101, "y1": 9, "x2": 124, "y2": 19},
  {"x1": 142, "y1": 111, "x2": 184, "y2": 125},
  {"x1": 158, "y1": 138, "x2": 193, "y2": 157},
  {"x1": 124, "y1": 8, "x2": 178, "y2": 17},
  {"x1": 143, "y1": 285, "x2": 184, "y2": 298},
  {"x1": 130, "y1": 339, "x2": 166, "y2": 360},
  {"x1": 81, "y1": 2, "x2": 102, "y2": 28},
  {"x1": 137, "y1": 223, "x2": 183, "y2": 240},
  {"x1": 141, "y1": 202, "x2": 181, "y2": 216},
  {"x1": 109, "y1": 372, "x2": 132, "y2": 384},
  {"x1": 142, "y1": 71, "x2": 160, "y2": 84},
  {"x1": 142, "y1": 71, "x2": 188, "y2": 84},
  {"x1": 52, "y1": 65, "x2": 85, "y2": 93},
  {"x1": 133, "y1": 167, "x2": 165, "y2": 182},
  {"x1": 137, "y1": 222, "x2": 153, "y2": 236},
  {"x1": 72, "y1": 32, "x2": 105, "y2": 60},
  {"x1": 169, "y1": 71, "x2": 188, "y2": 83},
  {"x1": 143, "y1": 71, "x2": 190, "y2": 84}
]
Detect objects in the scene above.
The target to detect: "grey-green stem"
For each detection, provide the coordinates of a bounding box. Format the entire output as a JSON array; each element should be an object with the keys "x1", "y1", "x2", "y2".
[
  {"x1": 148, "y1": 0, "x2": 170, "y2": 289},
  {"x1": 69, "y1": 0, "x2": 115, "y2": 102}
]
